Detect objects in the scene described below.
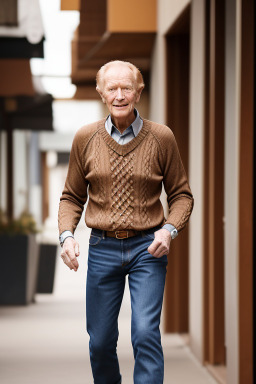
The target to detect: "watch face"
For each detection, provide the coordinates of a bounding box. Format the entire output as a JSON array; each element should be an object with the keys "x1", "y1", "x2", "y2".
[{"x1": 59, "y1": 234, "x2": 65, "y2": 245}]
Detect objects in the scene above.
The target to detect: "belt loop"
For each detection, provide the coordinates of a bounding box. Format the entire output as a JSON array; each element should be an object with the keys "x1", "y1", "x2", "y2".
[{"x1": 102, "y1": 230, "x2": 105, "y2": 239}]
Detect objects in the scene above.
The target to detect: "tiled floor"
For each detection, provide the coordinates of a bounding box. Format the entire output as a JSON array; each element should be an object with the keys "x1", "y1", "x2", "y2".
[{"x1": 0, "y1": 225, "x2": 217, "y2": 384}]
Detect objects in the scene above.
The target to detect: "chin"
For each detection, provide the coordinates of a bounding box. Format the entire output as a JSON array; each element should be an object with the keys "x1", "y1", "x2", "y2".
[
  {"x1": 112, "y1": 108, "x2": 133, "y2": 118},
  {"x1": 114, "y1": 111, "x2": 129, "y2": 117}
]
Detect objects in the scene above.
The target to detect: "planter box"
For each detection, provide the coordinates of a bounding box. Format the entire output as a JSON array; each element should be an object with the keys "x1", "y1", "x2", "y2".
[
  {"x1": 0, "y1": 234, "x2": 39, "y2": 305},
  {"x1": 37, "y1": 244, "x2": 57, "y2": 293}
]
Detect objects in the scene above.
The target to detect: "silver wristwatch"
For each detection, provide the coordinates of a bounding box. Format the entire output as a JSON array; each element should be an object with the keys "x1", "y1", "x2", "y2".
[
  {"x1": 170, "y1": 227, "x2": 178, "y2": 240},
  {"x1": 59, "y1": 231, "x2": 74, "y2": 247},
  {"x1": 162, "y1": 224, "x2": 178, "y2": 240}
]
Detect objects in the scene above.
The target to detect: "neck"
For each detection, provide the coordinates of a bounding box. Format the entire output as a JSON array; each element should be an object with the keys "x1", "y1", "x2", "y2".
[{"x1": 111, "y1": 111, "x2": 136, "y2": 133}]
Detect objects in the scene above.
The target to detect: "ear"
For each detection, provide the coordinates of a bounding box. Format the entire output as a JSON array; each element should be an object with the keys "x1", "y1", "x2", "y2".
[
  {"x1": 96, "y1": 86, "x2": 106, "y2": 103},
  {"x1": 135, "y1": 86, "x2": 144, "y2": 104}
]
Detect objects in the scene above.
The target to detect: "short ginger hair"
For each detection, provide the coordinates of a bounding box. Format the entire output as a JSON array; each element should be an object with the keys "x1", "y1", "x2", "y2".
[{"x1": 96, "y1": 60, "x2": 145, "y2": 93}]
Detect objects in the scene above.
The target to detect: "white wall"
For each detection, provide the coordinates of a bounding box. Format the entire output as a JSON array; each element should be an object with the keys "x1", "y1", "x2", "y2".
[
  {"x1": 150, "y1": 0, "x2": 191, "y2": 124},
  {"x1": 158, "y1": 0, "x2": 191, "y2": 35},
  {"x1": 39, "y1": 132, "x2": 74, "y2": 152},
  {"x1": 47, "y1": 165, "x2": 69, "y2": 234},
  {"x1": 13, "y1": 131, "x2": 29, "y2": 218},
  {"x1": 29, "y1": 132, "x2": 42, "y2": 226},
  {"x1": 52, "y1": 100, "x2": 104, "y2": 133},
  {"x1": 150, "y1": 34, "x2": 166, "y2": 124}
]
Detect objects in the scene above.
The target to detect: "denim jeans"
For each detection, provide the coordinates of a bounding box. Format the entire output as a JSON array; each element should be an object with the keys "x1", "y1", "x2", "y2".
[{"x1": 86, "y1": 227, "x2": 168, "y2": 384}]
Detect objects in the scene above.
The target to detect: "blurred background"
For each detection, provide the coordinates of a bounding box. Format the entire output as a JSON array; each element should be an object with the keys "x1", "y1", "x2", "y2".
[{"x1": 0, "y1": 1, "x2": 255, "y2": 384}]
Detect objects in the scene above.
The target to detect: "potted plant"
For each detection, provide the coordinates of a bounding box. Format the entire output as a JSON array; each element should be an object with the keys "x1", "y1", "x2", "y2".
[
  {"x1": 36, "y1": 238, "x2": 57, "y2": 294},
  {"x1": 0, "y1": 210, "x2": 39, "y2": 305}
]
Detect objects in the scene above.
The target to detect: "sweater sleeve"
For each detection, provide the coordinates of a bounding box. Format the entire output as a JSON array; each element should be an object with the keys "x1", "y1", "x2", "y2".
[
  {"x1": 58, "y1": 129, "x2": 89, "y2": 235},
  {"x1": 160, "y1": 128, "x2": 194, "y2": 232}
]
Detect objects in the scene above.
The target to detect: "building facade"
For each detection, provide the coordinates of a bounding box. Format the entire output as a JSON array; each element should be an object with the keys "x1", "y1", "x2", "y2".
[{"x1": 150, "y1": 1, "x2": 254, "y2": 383}]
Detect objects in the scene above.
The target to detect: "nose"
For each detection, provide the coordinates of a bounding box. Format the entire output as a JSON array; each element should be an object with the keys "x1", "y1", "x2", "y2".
[{"x1": 116, "y1": 88, "x2": 124, "y2": 100}]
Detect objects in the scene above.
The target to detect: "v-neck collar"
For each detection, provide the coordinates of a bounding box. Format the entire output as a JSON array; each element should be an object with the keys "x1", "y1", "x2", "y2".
[{"x1": 97, "y1": 118, "x2": 150, "y2": 156}]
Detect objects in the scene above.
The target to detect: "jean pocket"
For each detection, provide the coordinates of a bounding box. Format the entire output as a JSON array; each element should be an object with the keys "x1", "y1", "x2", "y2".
[{"x1": 89, "y1": 234, "x2": 102, "y2": 246}]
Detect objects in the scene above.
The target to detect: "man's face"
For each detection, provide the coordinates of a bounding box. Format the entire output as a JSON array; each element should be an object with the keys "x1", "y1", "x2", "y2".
[{"x1": 100, "y1": 64, "x2": 142, "y2": 126}]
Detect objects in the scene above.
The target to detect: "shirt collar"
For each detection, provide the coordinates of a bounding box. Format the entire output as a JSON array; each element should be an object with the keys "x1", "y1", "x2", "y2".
[{"x1": 105, "y1": 109, "x2": 142, "y2": 137}]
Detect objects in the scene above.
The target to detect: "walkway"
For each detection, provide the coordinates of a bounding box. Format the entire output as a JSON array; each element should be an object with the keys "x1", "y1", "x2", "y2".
[{"x1": 0, "y1": 225, "x2": 217, "y2": 384}]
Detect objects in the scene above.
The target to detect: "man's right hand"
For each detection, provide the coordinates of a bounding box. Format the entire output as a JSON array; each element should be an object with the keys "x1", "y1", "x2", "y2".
[{"x1": 60, "y1": 237, "x2": 80, "y2": 271}]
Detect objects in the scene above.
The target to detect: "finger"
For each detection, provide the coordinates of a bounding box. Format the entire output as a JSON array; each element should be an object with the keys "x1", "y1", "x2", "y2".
[
  {"x1": 70, "y1": 256, "x2": 79, "y2": 270},
  {"x1": 61, "y1": 253, "x2": 74, "y2": 270},
  {"x1": 66, "y1": 250, "x2": 79, "y2": 271},
  {"x1": 151, "y1": 245, "x2": 163, "y2": 258},
  {"x1": 153, "y1": 246, "x2": 169, "y2": 258},
  {"x1": 75, "y1": 242, "x2": 80, "y2": 257},
  {"x1": 61, "y1": 252, "x2": 68, "y2": 263},
  {"x1": 148, "y1": 240, "x2": 169, "y2": 258},
  {"x1": 61, "y1": 247, "x2": 78, "y2": 270},
  {"x1": 147, "y1": 239, "x2": 161, "y2": 255}
]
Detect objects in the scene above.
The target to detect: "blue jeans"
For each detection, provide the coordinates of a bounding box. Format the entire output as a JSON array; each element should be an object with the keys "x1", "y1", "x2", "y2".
[{"x1": 86, "y1": 227, "x2": 168, "y2": 384}]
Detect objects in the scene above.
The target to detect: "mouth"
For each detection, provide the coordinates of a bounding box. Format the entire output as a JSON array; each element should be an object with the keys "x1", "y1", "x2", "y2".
[{"x1": 113, "y1": 104, "x2": 128, "y2": 108}]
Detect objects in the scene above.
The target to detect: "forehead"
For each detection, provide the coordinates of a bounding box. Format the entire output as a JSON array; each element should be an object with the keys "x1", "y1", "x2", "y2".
[{"x1": 103, "y1": 64, "x2": 136, "y2": 85}]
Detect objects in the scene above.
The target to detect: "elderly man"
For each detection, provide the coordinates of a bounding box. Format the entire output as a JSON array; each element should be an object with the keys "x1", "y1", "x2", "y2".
[{"x1": 58, "y1": 60, "x2": 193, "y2": 384}]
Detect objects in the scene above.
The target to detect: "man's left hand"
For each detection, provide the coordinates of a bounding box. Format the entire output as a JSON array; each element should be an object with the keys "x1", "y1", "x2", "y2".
[{"x1": 147, "y1": 228, "x2": 172, "y2": 258}]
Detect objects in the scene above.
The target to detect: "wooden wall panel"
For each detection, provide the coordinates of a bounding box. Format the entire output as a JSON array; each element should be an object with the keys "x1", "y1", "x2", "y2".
[
  {"x1": 0, "y1": 59, "x2": 34, "y2": 96},
  {"x1": 79, "y1": 1, "x2": 106, "y2": 36},
  {"x1": 61, "y1": 0, "x2": 80, "y2": 11},
  {"x1": 203, "y1": 0, "x2": 225, "y2": 365},
  {"x1": 165, "y1": 13, "x2": 190, "y2": 333},
  {"x1": 239, "y1": 0, "x2": 254, "y2": 382},
  {"x1": 108, "y1": 0, "x2": 156, "y2": 32}
]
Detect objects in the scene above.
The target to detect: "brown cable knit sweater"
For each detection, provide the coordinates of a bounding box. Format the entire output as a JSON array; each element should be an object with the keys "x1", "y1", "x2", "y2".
[{"x1": 58, "y1": 118, "x2": 193, "y2": 235}]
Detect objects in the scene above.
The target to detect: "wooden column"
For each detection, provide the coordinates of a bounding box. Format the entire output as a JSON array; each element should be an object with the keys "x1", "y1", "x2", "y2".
[
  {"x1": 203, "y1": 0, "x2": 225, "y2": 365},
  {"x1": 239, "y1": 0, "x2": 254, "y2": 382},
  {"x1": 165, "y1": 7, "x2": 190, "y2": 332}
]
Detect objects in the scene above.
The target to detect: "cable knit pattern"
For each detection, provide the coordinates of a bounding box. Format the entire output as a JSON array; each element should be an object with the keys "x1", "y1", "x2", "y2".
[
  {"x1": 140, "y1": 136, "x2": 154, "y2": 227},
  {"x1": 94, "y1": 134, "x2": 105, "y2": 228},
  {"x1": 109, "y1": 149, "x2": 135, "y2": 229},
  {"x1": 58, "y1": 118, "x2": 194, "y2": 234}
]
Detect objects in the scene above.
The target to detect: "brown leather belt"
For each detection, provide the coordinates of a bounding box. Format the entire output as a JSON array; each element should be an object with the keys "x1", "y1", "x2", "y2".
[{"x1": 105, "y1": 230, "x2": 140, "y2": 239}]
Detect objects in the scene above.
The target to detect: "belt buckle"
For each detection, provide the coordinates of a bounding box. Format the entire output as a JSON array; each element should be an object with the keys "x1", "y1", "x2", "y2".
[{"x1": 115, "y1": 230, "x2": 129, "y2": 239}]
